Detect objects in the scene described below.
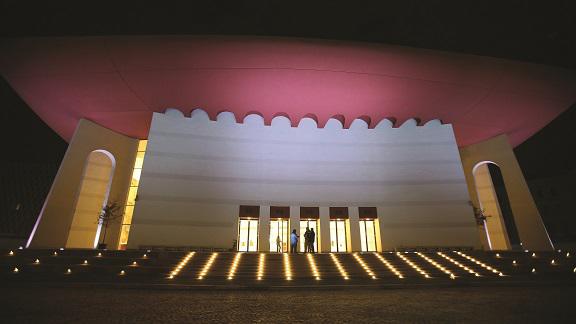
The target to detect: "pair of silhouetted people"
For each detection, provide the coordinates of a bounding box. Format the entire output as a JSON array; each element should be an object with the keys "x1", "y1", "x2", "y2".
[{"x1": 303, "y1": 227, "x2": 316, "y2": 253}]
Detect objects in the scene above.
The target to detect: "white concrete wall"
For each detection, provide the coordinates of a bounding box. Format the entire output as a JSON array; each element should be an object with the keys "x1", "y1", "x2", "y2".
[{"x1": 127, "y1": 111, "x2": 480, "y2": 249}]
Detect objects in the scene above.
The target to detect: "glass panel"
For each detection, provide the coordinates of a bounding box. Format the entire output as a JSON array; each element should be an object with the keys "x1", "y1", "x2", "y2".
[
  {"x1": 270, "y1": 220, "x2": 289, "y2": 252},
  {"x1": 359, "y1": 220, "x2": 368, "y2": 252},
  {"x1": 137, "y1": 140, "x2": 148, "y2": 152},
  {"x1": 337, "y1": 220, "x2": 347, "y2": 252},
  {"x1": 122, "y1": 205, "x2": 134, "y2": 225},
  {"x1": 238, "y1": 219, "x2": 249, "y2": 252},
  {"x1": 330, "y1": 221, "x2": 337, "y2": 252},
  {"x1": 366, "y1": 220, "x2": 377, "y2": 252},
  {"x1": 119, "y1": 224, "x2": 131, "y2": 245},
  {"x1": 248, "y1": 220, "x2": 259, "y2": 252},
  {"x1": 131, "y1": 168, "x2": 142, "y2": 187},
  {"x1": 134, "y1": 152, "x2": 145, "y2": 169},
  {"x1": 126, "y1": 186, "x2": 138, "y2": 206}
]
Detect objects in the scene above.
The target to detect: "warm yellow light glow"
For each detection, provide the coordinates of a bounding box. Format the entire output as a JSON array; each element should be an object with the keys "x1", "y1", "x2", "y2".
[
  {"x1": 53, "y1": 251, "x2": 58, "y2": 256},
  {"x1": 227, "y1": 253, "x2": 242, "y2": 280},
  {"x1": 34, "y1": 259, "x2": 40, "y2": 264},
  {"x1": 551, "y1": 259, "x2": 555, "y2": 265},
  {"x1": 97, "y1": 252, "x2": 102, "y2": 257},
  {"x1": 168, "y1": 252, "x2": 195, "y2": 279},
  {"x1": 455, "y1": 251, "x2": 503, "y2": 276},
  {"x1": 330, "y1": 253, "x2": 349, "y2": 280},
  {"x1": 573, "y1": 267, "x2": 575, "y2": 273},
  {"x1": 512, "y1": 260, "x2": 517, "y2": 265},
  {"x1": 283, "y1": 253, "x2": 293, "y2": 280},
  {"x1": 397, "y1": 252, "x2": 430, "y2": 278},
  {"x1": 67, "y1": 268, "x2": 71, "y2": 274},
  {"x1": 353, "y1": 253, "x2": 376, "y2": 279},
  {"x1": 567, "y1": 252, "x2": 571, "y2": 258},
  {"x1": 531, "y1": 268, "x2": 536, "y2": 273},
  {"x1": 307, "y1": 254, "x2": 321, "y2": 280},
  {"x1": 198, "y1": 253, "x2": 218, "y2": 280},
  {"x1": 495, "y1": 253, "x2": 500, "y2": 258},
  {"x1": 416, "y1": 252, "x2": 456, "y2": 279},
  {"x1": 436, "y1": 252, "x2": 480, "y2": 277},
  {"x1": 13, "y1": 267, "x2": 19, "y2": 273},
  {"x1": 8, "y1": 251, "x2": 13, "y2": 256},
  {"x1": 132, "y1": 261, "x2": 138, "y2": 266},
  {"x1": 83, "y1": 260, "x2": 88, "y2": 265},
  {"x1": 374, "y1": 253, "x2": 404, "y2": 279},
  {"x1": 143, "y1": 254, "x2": 147, "y2": 258},
  {"x1": 257, "y1": 253, "x2": 265, "y2": 280},
  {"x1": 137, "y1": 140, "x2": 148, "y2": 152},
  {"x1": 120, "y1": 270, "x2": 126, "y2": 275},
  {"x1": 532, "y1": 252, "x2": 536, "y2": 257}
]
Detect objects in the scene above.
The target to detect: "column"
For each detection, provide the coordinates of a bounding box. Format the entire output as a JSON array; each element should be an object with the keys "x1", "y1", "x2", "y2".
[
  {"x1": 258, "y1": 205, "x2": 270, "y2": 252},
  {"x1": 319, "y1": 206, "x2": 331, "y2": 252},
  {"x1": 289, "y1": 206, "x2": 300, "y2": 251},
  {"x1": 348, "y1": 207, "x2": 361, "y2": 252}
]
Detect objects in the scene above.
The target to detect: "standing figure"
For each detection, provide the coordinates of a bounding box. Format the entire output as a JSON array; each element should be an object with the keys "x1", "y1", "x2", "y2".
[
  {"x1": 309, "y1": 228, "x2": 316, "y2": 253},
  {"x1": 304, "y1": 227, "x2": 311, "y2": 253},
  {"x1": 276, "y1": 235, "x2": 282, "y2": 253},
  {"x1": 290, "y1": 229, "x2": 299, "y2": 253}
]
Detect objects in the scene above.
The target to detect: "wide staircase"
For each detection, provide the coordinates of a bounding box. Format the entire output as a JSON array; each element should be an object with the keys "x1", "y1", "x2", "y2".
[{"x1": 1, "y1": 248, "x2": 575, "y2": 287}]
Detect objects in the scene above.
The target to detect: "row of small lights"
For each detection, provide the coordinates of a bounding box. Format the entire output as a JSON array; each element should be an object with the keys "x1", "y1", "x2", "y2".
[
  {"x1": 437, "y1": 252, "x2": 480, "y2": 277},
  {"x1": 227, "y1": 253, "x2": 243, "y2": 280},
  {"x1": 257, "y1": 253, "x2": 265, "y2": 280},
  {"x1": 373, "y1": 253, "x2": 404, "y2": 279},
  {"x1": 353, "y1": 253, "x2": 376, "y2": 279},
  {"x1": 283, "y1": 253, "x2": 292, "y2": 280},
  {"x1": 415, "y1": 252, "x2": 456, "y2": 279},
  {"x1": 306, "y1": 254, "x2": 321, "y2": 280},
  {"x1": 168, "y1": 252, "x2": 195, "y2": 279},
  {"x1": 397, "y1": 252, "x2": 430, "y2": 278},
  {"x1": 198, "y1": 253, "x2": 218, "y2": 280},
  {"x1": 455, "y1": 251, "x2": 503, "y2": 276},
  {"x1": 330, "y1": 253, "x2": 349, "y2": 280}
]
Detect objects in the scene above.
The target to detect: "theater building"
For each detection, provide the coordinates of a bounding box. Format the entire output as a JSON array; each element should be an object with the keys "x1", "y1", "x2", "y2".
[{"x1": 1, "y1": 36, "x2": 574, "y2": 252}]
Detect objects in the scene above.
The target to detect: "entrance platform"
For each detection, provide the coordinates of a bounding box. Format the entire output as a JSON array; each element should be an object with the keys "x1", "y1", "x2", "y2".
[{"x1": 2, "y1": 249, "x2": 575, "y2": 287}]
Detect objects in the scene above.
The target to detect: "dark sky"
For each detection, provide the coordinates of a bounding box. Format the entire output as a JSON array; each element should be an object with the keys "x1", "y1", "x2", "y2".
[{"x1": 2, "y1": 0, "x2": 575, "y2": 170}]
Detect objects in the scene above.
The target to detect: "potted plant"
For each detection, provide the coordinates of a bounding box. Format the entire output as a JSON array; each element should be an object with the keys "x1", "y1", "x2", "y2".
[{"x1": 96, "y1": 201, "x2": 124, "y2": 250}]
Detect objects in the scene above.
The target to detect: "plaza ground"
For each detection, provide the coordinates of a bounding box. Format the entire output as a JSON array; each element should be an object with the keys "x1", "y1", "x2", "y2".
[{"x1": 2, "y1": 284, "x2": 575, "y2": 323}]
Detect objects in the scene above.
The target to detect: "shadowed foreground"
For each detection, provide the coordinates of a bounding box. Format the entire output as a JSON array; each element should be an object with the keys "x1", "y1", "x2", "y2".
[{"x1": 2, "y1": 285, "x2": 575, "y2": 323}]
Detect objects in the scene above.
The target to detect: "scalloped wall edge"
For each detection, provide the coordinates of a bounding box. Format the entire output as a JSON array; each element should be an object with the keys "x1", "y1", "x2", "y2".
[{"x1": 163, "y1": 108, "x2": 445, "y2": 129}]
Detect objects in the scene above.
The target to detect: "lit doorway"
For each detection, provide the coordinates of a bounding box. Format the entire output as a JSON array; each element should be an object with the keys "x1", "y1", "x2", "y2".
[
  {"x1": 359, "y1": 219, "x2": 377, "y2": 252},
  {"x1": 270, "y1": 219, "x2": 289, "y2": 252},
  {"x1": 238, "y1": 218, "x2": 258, "y2": 252},
  {"x1": 330, "y1": 220, "x2": 347, "y2": 252},
  {"x1": 300, "y1": 219, "x2": 318, "y2": 252}
]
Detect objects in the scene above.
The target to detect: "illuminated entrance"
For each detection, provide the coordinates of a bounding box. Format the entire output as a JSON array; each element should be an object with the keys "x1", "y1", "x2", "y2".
[
  {"x1": 269, "y1": 206, "x2": 290, "y2": 252},
  {"x1": 330, "y1": 207, "x2": 348, "y2": 252},
  {"x1": 300, "y1": 219, "x2": 318, "y2": 252},
  {"x1": 238, "y1": 206, "x2": 259, "y2": 252},
  {"x1": 359, "y1": 207, "x2": 378, "y2": 252}
]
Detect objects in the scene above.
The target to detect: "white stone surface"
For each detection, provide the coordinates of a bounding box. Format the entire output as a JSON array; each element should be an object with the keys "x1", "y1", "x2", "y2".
[{"x1": 127, "y1": 112, "x2": 480, "y2": 249}]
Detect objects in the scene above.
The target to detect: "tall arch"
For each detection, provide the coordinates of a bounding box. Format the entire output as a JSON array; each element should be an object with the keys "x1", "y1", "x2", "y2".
[
  {"x1": 66, "y1": 150, "x2": 116, "y2": 248},
  {"x1": 472, "y1": 161, "x2": 520, "y2": 250}
]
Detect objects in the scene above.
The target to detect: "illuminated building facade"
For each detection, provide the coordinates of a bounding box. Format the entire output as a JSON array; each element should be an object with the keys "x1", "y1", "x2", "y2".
[{"x1": 1, "y1": 36, "x2": 574, "y2": 251}]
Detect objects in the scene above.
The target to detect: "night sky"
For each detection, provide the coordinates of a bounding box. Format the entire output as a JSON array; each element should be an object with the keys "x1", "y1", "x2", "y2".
[{"x1": 1, "y1": 0, "x2": 575, "y2": 241}]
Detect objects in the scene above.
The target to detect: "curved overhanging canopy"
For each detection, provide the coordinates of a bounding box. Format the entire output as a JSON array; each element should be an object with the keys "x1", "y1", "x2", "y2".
[{"x1": 1, "y1": 35, "x2": 575, "y2": 147}]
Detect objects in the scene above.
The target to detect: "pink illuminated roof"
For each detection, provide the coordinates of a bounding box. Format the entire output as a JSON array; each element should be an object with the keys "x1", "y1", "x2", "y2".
[{"x1": 1, "y1": 36, "x2": 575, "y2": 147}]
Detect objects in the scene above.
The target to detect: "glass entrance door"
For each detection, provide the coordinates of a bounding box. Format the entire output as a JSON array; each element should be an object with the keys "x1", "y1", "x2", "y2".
[
  {"x1": 269, "y1": 219, "x2": 289, "y2": 252},
  {"x1": 359, "y1": 219, "x2": 377, "y2": 252},
  {"x1": 300, "y1": 219, "x2": 318, "y2": 252},
  {"x1": 238, "y1": 218, "x2": 258, "y2": 252},
  {"x1": 330, "y1": 220, "x2": 347, "y2": 252}
]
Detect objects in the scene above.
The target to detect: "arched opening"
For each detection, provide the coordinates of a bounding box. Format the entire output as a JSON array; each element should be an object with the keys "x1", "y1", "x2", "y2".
[
  {"x1": 472, "y1": 161, "x2": 520, "y2": 250},
  {"x1": 66, "y1": 150, "x2": 115, "y2": 248}
]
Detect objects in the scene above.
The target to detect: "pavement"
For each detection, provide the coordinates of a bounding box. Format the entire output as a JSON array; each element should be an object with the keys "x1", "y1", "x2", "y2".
[{"x1": 2, "y1": 283, "x2": 575, "y2": 323}]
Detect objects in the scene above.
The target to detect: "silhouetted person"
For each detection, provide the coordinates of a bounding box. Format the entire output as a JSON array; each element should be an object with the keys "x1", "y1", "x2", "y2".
[
  {"x1": 309, "y1": 228, "x2": 316, "y2": 253},
  {"x1": 304, "y1": 227, "x2": 311, "y2": 252},
  {"x1": 276, "y1": 235, "x2": 282, "y2": 253},
  {"x1": 290, "y1": 229, "x2": 299, "y2": 253}
]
